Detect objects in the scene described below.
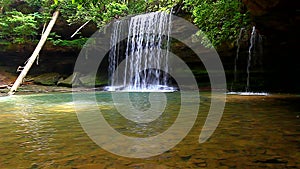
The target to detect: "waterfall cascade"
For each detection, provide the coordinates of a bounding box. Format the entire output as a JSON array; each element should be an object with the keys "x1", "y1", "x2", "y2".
[{"x1": 105, "y1": 11, "x2": 176, "y2": 92}]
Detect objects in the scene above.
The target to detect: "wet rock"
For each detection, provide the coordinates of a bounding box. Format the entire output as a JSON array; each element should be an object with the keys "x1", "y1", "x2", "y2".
[
  {"x1": 30, "y1": 163, "x2": 39, "y2": 169},
  {"x1": 57, "y1": 72, "x2": 107, "y2": 87},
  {"x1": 79, "y1": 74, "x2": 107, "y2": 87},
  {"x1": 180, "y1": 155, "x2": 192, "y2": 161},
  {"x1": 57, "y1": 72, "x2": 82, "y2": 87},
  {"x1": 189, "y1": 158, "x2": 207, "y2": 168},
  {"x1": 254, "y1": 158, "x2": 287, "y2": 164}
]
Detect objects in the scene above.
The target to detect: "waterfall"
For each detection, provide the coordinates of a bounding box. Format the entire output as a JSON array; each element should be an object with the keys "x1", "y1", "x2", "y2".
[
  {"x1": 228, "y1": 26, "x2": 267, "y2": 95},
  {"x1": 246, "y1": 26, "x2": 256, "y2": 92},
  {"x1": 230, "y1": 27, "x2": 245, "y2": 92},
  {"x1": 108, "y1": 20, "x2": 124, "y2": 87},
  {"x1": 106, "y1": 11, "x2": 175, "y2": 92}
]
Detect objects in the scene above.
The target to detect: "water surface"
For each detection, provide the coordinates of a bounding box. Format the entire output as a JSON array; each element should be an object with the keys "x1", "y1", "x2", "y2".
[{"x1": 0, "y1": 92, "x2": 299, "y2": 168}]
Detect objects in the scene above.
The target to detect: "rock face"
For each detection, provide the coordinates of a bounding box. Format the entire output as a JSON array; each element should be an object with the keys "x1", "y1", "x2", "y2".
[
  {"x1": 0, "y1": 42, "x2": 79, "y2": 77},
  {"x1": 241, "y1": 0, "x2": 299, "y2": 92},
  {"x1": 242, "y1": 0, "x2": 281, "y2": 16},
  {"x1": 0, "y1": 69, "x2": 16, "y2": 86},
  {"x1": 243, "y1": 0, "x2": 299, "y2": 33}
]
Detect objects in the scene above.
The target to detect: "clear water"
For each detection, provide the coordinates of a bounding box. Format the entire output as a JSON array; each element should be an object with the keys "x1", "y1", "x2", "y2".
[{"x1": 0, "y1": 92, "x2": 300, "y2": 168}]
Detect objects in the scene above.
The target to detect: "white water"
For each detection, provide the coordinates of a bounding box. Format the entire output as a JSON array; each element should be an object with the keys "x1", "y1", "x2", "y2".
[
  {"x1": 227, "y1": 91, "x2": 269, "y2": 96},
  {"x1": 108, "y1": 20, "x2": 123, "y2": 87},
  {"x1": 106, "y1": 11, "x2": 175, "y2": 92},
  {"x1": 246, "y1": 26, "x2": 256, "y2": 92}
]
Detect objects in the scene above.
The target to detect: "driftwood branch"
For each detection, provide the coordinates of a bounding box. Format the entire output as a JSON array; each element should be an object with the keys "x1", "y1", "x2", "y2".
[{"x1": 70, "y1": 20, "x2": 90, "y2": 38}]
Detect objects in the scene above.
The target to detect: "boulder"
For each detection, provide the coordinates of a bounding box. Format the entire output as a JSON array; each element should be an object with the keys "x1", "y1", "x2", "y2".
[
  {"x1": 57, "y1": 72, "x2": 107, "y2": 87},
  {"x1": 57, "y1": 72, "x2": 82, "y2": 87},
  {"x1": 33, "y1": 73, "x2": 61, "y2": 86},
  {"x1": 79, "y1": 74, "x2": 107, "y2": 87}
]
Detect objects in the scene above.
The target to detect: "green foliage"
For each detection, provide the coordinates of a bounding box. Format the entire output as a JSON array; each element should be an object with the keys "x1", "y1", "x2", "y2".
[
  {"x1": 184, "y1": 0, "x2": 250, "y2": 48},
  {"x1": 63, "y1": 1, "x2": 130, "y2": 28},
  {"x1": 65, "y1": 0, "x2": 179, "y2": 27},
  {"x1": 0, "y1": 0, "x2": 12, "y2": 12},
  {"x1": 0, "y1": 0, "x2": 251, "y2": 49},
  {"x1": 47, "y1": 32, "x2": 88, "y2": 48},
  {"x1": 144, "y1": 0, "x2": 181, "y2": 12},
  {"x1": 103, "y1": 2, "x2": 128, "y2": 21},
  {"x1": 52, "y1": 38, "x2": 88, "y2": 48},
  {"x1": 24, "y1": 0, "x2": 56, "y2": 18},
  {"x1": 0, "y1": 10, "x2": 41, "y2": 44}
]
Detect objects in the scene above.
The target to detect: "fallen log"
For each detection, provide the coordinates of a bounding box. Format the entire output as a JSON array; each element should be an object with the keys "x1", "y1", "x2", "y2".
[{"x1": 8, "y1": 10, "x2": 60, "y2": 95}]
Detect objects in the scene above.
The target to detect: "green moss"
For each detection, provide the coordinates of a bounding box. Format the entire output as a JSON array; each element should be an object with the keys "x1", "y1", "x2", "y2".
[{"x1": 33, "y1": 73, "x2": 61, "y2": 86}]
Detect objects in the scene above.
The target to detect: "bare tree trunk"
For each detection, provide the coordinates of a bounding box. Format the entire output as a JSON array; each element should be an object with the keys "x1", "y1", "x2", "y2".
[{"x1": 8, "y1": 10, "x2": 60, "y2": 95}]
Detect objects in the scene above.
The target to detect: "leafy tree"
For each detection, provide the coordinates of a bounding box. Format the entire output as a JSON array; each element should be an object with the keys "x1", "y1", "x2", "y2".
[
  {"x1": 0, "y1": 0, "x2": 251, "y2": 49},
  {"x1": 58, "y1": 0, "x2": 250, "y2": 49},
  {"x1": 65, "y1": 1, "x2": 129, "y2": 28},
  {"x1": 0, "y1": 0, "x2": 11, "y2": 13},
  {"x1": 184, "y1": 0, "x2": 250, "y2": 48},
  {"x1": 65, "y1": 0, "x2": 179, "y2": 27},
  {"x1": 0, "y1": 10, "x2": 41, "y2": 44}
]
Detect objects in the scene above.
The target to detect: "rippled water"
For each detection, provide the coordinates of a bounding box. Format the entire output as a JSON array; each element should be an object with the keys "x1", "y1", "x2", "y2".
[{"x1": 0, "y1": 92, "x2": 299, "y2": 168}]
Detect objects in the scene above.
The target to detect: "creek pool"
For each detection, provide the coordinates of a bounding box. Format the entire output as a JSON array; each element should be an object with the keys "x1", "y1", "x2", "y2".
[{"x1": 0, "y1": 91, "x2": 299, "y2": 168}]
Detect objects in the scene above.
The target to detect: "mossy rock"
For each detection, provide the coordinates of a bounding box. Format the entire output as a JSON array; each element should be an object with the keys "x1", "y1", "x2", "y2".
[
  {"x1": 57, "y1": 72, "x2": 107, "y2": 87},
  {"x1": 79, "y1": 74, "x2": 107, "y2": 87},
  {"x1": 33, "y1": 73, "x2": 61, "y2": 86},
  {"x1": 57, "y1": 72, "x2": 81, "y2": 87}
]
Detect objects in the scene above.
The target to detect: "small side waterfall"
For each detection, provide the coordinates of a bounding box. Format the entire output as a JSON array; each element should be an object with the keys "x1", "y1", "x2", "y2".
[
  {"x1": 230, "y1": 27, "x2": 245, "y2": 92},
  {"x1": 229, "y1": 26, "x2": 267, "y2": 95},
  {"x1": 106, "y1": 11, "x2": 175, "y2": 92},
  {"x1": 245, "y1": 26, "x2": 256, "y2": 92},
  {"x1": 245, "y1": 26, "x2": 264, "y2": 93}
]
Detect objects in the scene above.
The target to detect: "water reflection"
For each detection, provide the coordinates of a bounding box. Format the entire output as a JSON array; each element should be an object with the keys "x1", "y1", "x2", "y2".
[{"x1": 14, "y1": 100, "x2": 52, "y2": 153}]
